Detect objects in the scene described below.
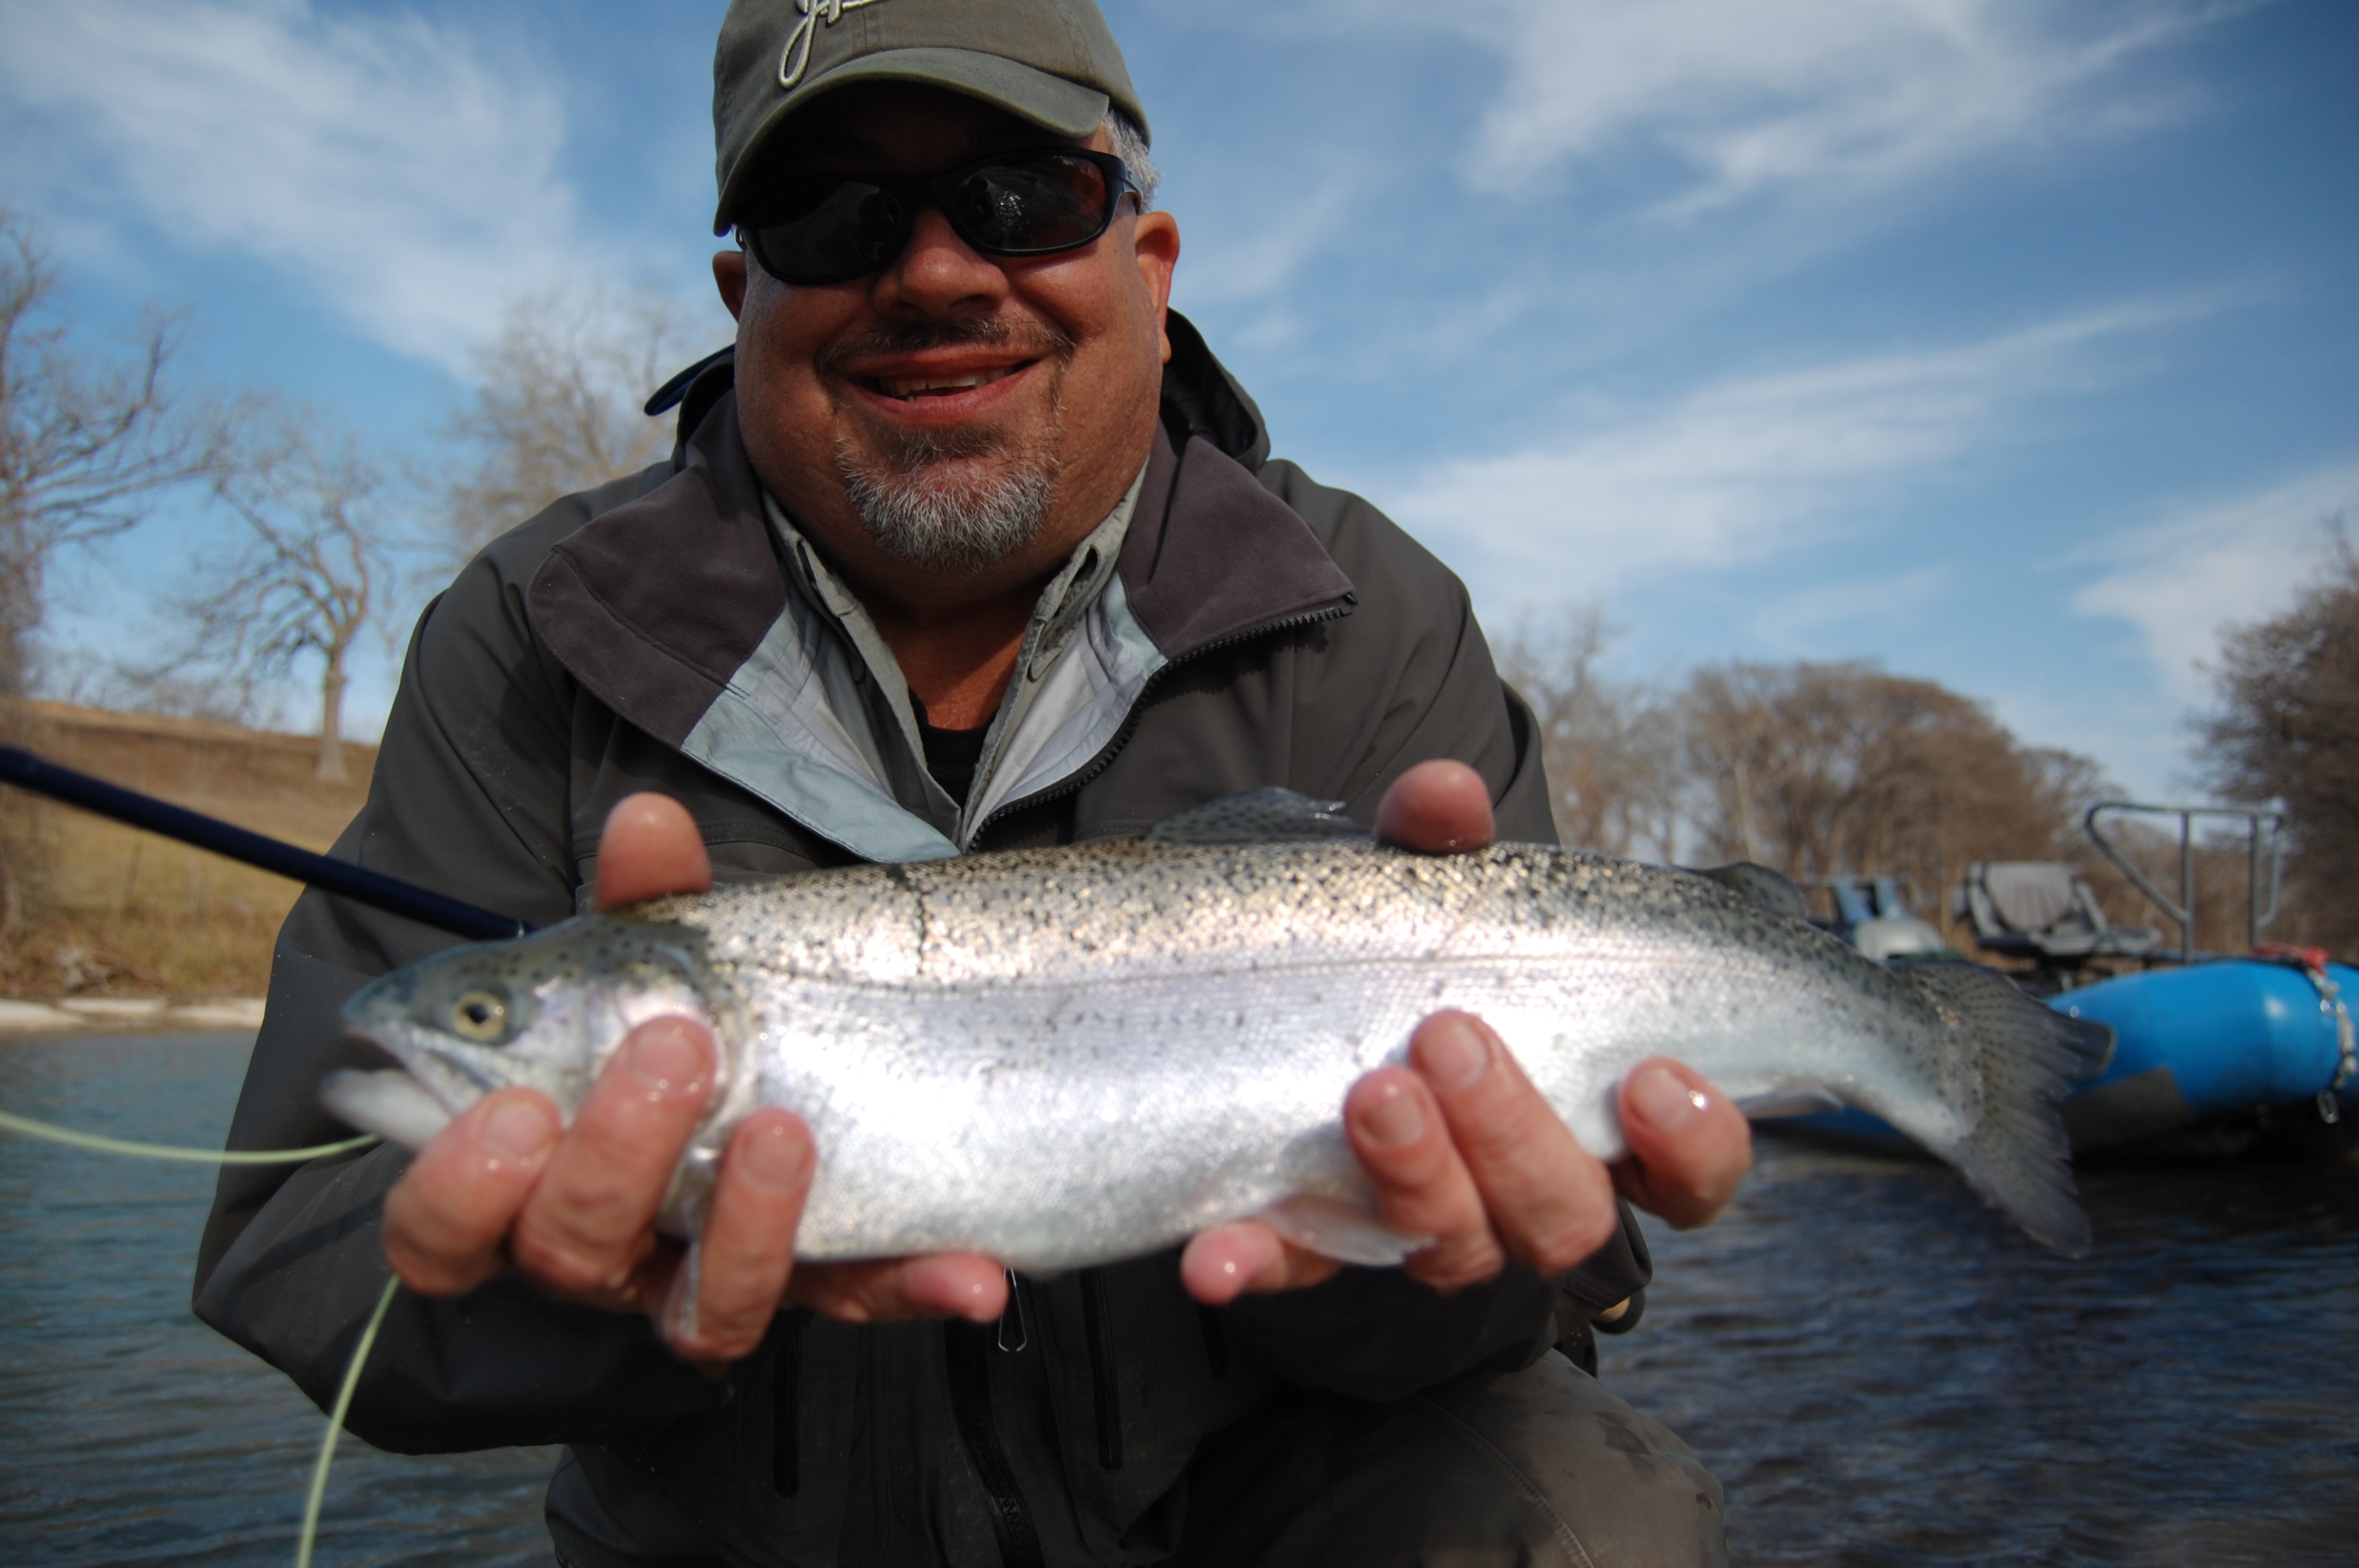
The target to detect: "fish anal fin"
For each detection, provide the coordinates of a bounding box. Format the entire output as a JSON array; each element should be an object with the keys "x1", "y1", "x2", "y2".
[
  {"x1": 663, "y1": 1233, "x2": 704, "y2": 1344},
  {"x1": 1146, "y1": 789, "x2": 1372, "y2": 845},
  {"x1": 1736, "y1": 1088, "x2": 1848, "y2": 1120},
  {"x1": 1253, "y1": 1195, "x2": 1428, "y2": 1267}
]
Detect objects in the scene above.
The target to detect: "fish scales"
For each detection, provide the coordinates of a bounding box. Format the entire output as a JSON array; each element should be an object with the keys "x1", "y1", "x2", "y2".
[{"x1": 331, "y1": 815, "x2": 2104, "y2": 1269}]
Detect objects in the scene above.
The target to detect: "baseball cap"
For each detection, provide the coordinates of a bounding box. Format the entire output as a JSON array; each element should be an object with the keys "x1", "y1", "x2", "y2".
[{"x1": 711, "y1": 0, "x2": 1150, "y2": 234}]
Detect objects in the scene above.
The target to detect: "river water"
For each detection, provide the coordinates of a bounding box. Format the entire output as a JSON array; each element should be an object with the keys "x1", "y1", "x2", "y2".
[{"x1": 2, "y1": 1033, "x2": 2354, "y2": 1566}]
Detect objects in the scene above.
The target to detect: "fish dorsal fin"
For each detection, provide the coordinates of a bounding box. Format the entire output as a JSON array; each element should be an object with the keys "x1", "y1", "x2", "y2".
[
  {"x1": 1146, "y1": 787, "x2": 1373, "y2": 845},
  {"x1": 1688, "y1": 862, "x2": 1811, "y2": 921}
]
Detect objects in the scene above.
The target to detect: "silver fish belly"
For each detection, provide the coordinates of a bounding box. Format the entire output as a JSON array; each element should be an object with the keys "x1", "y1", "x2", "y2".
[{"x1": 331, "y1": 829, "x2": 2101, "y2": 1270}]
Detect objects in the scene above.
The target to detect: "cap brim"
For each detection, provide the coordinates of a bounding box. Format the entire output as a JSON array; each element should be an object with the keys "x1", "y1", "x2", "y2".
[{"x1": 714, "y1": 48, "x2": 1111, "y2": 233}]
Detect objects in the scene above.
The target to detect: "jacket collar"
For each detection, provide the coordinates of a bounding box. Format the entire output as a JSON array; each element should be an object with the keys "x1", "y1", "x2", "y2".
[
  {"x1": 529, "y1": 355, "x2": 1354, "y2": 858},
  {"x1": 535, "y1": 406, "x2": 1350, "y2": 750}
]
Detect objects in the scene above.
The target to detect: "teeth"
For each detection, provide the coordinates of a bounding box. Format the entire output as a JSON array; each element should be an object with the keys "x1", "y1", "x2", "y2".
[{"x1": 877, "y1": 366, "x2": 1016, "y2": 398}]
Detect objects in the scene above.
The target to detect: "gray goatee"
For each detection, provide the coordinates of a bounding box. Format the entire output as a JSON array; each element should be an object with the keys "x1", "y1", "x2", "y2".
[
  {"x1": 827, "y1": 319, "x2": 1070, "y2": 573},
  {"x1": 834, "y1": 421, "x2": 1062, "y2": 574}
]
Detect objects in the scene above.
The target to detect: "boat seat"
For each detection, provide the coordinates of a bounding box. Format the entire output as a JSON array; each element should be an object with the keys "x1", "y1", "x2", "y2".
[{"x1": 1953, "y1": 861, "x2": 2160, "y2": 966}]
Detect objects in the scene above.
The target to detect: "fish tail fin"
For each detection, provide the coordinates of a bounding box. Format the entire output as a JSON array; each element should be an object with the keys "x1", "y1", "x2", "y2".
[{"x1": 1886, "y1": 962, "x2": 2112, "y2": 1257}]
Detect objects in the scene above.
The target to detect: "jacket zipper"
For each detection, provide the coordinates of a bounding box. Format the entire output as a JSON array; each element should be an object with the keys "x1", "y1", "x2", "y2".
[
  {"x1": 770, "y1": 1309, "x2": 808, "y2": 1498},
  {"x1": 946, "y1": 1318, "x2": 1048, "y2": 1568},
  {"x1": 969, "y1": 597, "x2": 1357, "y2": 847},
  {"x1": 937, "y1": 593, "x2": 1354, "y2": 1549},
  {"x1": 1079, "y1": 1269, "x2": 1124, "y2": 1471}
]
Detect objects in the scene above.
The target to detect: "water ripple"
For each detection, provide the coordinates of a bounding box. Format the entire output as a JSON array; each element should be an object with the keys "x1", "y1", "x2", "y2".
[{"x1": 4, "y1": 1036, "x2": 2354, "y2": 1564}]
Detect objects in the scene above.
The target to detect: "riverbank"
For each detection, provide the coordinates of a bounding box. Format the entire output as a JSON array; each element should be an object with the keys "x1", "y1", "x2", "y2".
[
  {"x1": 0, "y1": 702, "x2": 374, "y2": 1000},
  {"x1": 0, "y1": 996, "x2": 265, "y2": 1032}
]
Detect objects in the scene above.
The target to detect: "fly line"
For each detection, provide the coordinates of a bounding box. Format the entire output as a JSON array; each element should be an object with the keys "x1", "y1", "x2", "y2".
[{"x1": 0, "y1": 1103, "x2": 392, "y2": 1566}]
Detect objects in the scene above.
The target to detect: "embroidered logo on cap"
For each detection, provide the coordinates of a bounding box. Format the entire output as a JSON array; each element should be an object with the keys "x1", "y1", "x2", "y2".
[{"x1": 780, "y1": 0, "x2": 886, "y2": 89}]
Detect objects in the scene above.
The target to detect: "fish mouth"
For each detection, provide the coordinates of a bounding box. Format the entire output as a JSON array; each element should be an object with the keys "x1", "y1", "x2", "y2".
[{"x1": 342, "y1": 992, "x2": 522, "y2": 1118}]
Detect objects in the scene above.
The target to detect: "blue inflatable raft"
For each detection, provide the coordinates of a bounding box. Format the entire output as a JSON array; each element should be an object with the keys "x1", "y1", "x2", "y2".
[{"x1": 1785, "y1": 956, "x2": 2358, "y2": 1156}]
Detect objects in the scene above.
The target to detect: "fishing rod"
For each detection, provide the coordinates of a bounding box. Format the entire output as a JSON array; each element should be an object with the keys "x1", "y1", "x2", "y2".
[{"x1": 0, "y1": 744, "x2": 533, "y2": 941}]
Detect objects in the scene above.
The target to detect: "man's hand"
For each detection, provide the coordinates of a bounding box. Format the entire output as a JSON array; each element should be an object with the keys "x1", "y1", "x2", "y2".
[
  {"x1": 1180, "y1": 760, "x2": 1754, "y2": 1305},
  {"x1": 381, "y1": 795, "x2": 1007, "y2": 1367}
]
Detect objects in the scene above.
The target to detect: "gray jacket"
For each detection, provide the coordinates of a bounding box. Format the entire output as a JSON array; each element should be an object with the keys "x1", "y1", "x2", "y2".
[{"x1": 191, "y1": 318, "x2": 1644, "y2": 1566}]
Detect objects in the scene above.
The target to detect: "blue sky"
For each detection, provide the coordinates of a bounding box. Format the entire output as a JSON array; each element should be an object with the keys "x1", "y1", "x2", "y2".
[{"x1": 1, "y1": 0, "x2": 2353, "y2": 800}]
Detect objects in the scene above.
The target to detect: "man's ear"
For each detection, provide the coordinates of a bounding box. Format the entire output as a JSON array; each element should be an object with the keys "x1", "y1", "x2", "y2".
[
  {"x1": 714, "y1": 249, "x2": 749, "y2": 321},
  {"x1": 1132, "y1": 210, "x2": 1180, "y2": 365}
]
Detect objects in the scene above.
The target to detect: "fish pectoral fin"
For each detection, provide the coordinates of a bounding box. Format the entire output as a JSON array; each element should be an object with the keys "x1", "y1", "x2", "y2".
[
  {"x1": 1144, "y1": 789, "x2": 1372, "y2": 845},
  {"x1": 1252, "y1": 1195, "x2": 1430, "y2": 1267},
  {"x1": 1735, "y1": 1088, "x2": 1848, "y2": 1120},
  {"x1": 318, "y1": 1069, "x2": 453, "y2": 1151}
]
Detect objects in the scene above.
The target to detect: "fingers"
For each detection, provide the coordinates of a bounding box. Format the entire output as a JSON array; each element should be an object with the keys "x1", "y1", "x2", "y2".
[
  {"x1": 665, "y1": 1110, "x2": 815, "y2": 1362},
  {"x1": 507, "y1": 1016, "x2": 717, "y2": 1306},
  {"x1": 383, "y1": 1087, "x2": 560, "y2": 1295},
  {"x1": 1343, "y1": 1066, "x2": 1501, "y2": 1290},
  {"x1": 1180, "y1": 1221, "x2": 1339, "y2": 1305},
  {"x1": 789, "y1": 1254, "x2": 1008, "y2": 1324},
  {"x1": 596, "y1": 793, "x2": 713, "y2": 911},
  {"x1": 1612, "y1": 1059, "x2": 1753, "y2": 1229},
  {"x1": 1375, "y1": 759, "x2": 1494, "y2": 853},
  {"x1": 1384, "y1": 1013, "x2": 1621, "y2": 1286}
]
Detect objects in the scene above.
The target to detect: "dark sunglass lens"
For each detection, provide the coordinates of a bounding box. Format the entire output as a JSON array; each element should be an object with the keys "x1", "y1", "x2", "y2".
[
  {"x1": 754, "y1": 180, "x2": 909, "y2": 283},
  {"x1": 951, "y1": 154, "x2": 1111, "y2": 253}
]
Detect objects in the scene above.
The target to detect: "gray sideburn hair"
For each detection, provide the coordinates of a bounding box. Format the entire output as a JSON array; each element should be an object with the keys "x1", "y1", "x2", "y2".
[{"x1": 1104, "y1": 110, "x2": 1159, "y2": 210}]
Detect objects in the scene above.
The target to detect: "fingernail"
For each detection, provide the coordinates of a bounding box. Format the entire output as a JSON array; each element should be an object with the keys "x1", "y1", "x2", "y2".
[
  {"x1": 1357, "y1": 1082, "x2": 1426, "y2": 1149},
  {"x1": 1416, "y1": 1016, "x2": 1490, "y2": 1091},
  {"x1": 1630, "y1": 1065, "x2": 1708, "y2": 1132},
  {"x1": 631, "y1": 1022, "x2": 710, "y2": 1094},
  {"x1": 479, "y1": 1096, "x2": 554, "y2": 1162},
  {"x1": 737, "y1": 1121, "x2": 811, "y2": 1192}
]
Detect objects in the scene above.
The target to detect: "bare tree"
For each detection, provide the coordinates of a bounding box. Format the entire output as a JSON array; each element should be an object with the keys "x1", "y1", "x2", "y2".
[
  {"x1": 0, "y1": 210, "x2": 223, "y2": 931},
  {"x1": 439, "y1": 281, "x2": 718, "y2": 556},
  {"x1": 1496, "y1": 608, "x2": 1680, "y2": 858},
  {"x1": 189, "y1": 408, "x2": 402, "y2": 782},
  {"x1": 0, "y1": 210, "x2": 222, "y2": 698},
  {"x1": 1681, "y1": 661, "x2": 2112, "y2": 942},
  {"x1": 2197, "y1": 522, "x2": 2359, "y2": 953}
]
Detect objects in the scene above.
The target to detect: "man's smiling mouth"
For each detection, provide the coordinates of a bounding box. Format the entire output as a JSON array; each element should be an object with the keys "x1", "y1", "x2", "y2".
[{"x1": 867, "y1": 363, "x2": 1032, "y2": 401}]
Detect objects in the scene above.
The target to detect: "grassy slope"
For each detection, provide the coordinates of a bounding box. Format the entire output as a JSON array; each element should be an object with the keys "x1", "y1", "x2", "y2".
[{"x1": 2, "y1": 704, "x2": 377, "y2": 999}]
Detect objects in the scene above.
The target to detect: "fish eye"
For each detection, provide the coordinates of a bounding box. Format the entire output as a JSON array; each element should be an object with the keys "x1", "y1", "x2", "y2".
[{"x1": 450, "y1": 988, "x2": 511, "y2": 1043}]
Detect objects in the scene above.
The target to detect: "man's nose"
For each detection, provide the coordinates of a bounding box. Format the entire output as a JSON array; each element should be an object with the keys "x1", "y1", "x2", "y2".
[{"x1": 872, "y1": 204, "x2": 1009, "y2": 315}]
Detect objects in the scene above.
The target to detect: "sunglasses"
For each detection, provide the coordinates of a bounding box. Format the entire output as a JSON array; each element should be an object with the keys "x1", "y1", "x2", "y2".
[{"x1": 739, "y1": 147, "x2": 1136, "y2": 287}]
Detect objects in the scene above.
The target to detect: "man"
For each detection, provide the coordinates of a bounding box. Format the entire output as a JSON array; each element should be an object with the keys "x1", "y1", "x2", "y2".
[{"x1": 195, "y1": 2, "x2": 1752, "y2": 1563}]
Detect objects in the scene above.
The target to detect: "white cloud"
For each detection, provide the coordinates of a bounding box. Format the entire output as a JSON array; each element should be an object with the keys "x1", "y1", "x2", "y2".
[
  {"x1": 1387, "y1": 303, "x2": 2172, "y2": 604},
  {"x1": 1361, "y1": 0, "x2": 2225, "y2": 205},
  {"x1": 1748, "y1": 564, "x2": 1951, "y2": 650},
  {"x1": 0, "y1": 0, "x2": 591, "y2": 372},
  {"x1": 2071, "y1": 464, "x2": 2359, "y2": 705}
]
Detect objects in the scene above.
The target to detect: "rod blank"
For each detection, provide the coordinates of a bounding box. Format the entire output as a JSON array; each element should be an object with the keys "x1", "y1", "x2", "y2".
[{"x1": 0, "y1": 745, "x2": 533, "y2": 942}]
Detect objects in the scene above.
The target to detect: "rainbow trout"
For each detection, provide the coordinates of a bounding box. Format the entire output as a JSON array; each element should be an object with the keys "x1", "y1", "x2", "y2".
[{"x1": 326, "y1": 790, "x2": 2104, "y2": 1271}]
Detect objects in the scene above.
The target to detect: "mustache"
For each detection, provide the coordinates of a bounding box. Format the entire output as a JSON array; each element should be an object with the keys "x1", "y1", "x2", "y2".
[{"x1": 816, "y1": 315, "x2": 1077, "y2": 379}]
